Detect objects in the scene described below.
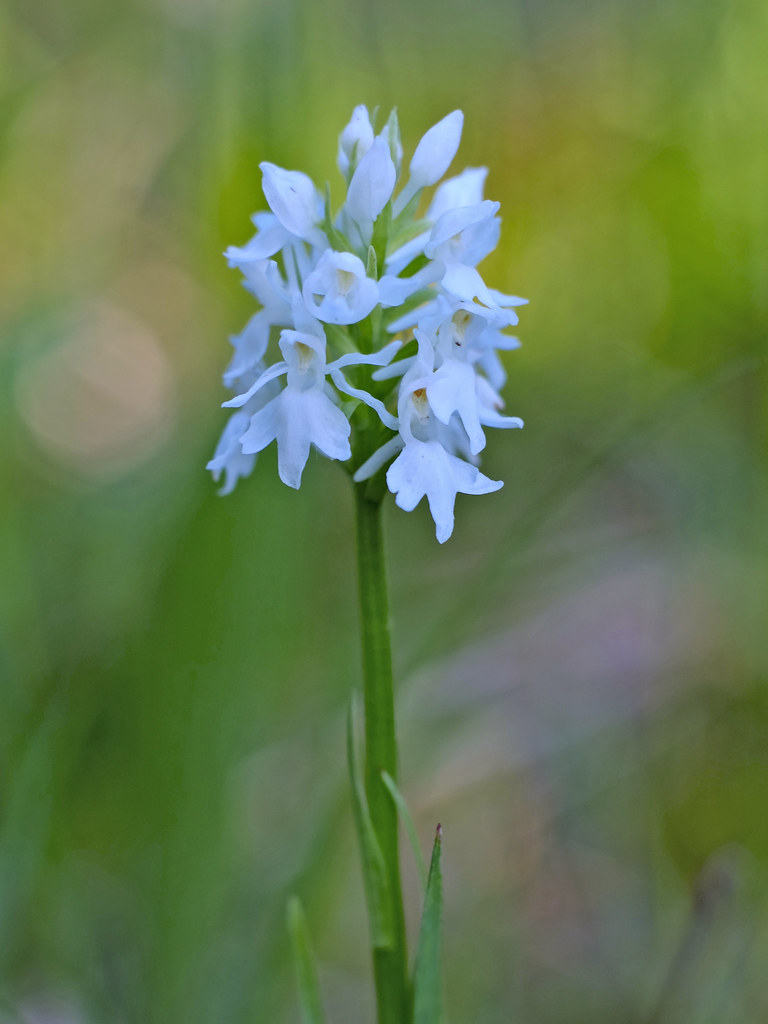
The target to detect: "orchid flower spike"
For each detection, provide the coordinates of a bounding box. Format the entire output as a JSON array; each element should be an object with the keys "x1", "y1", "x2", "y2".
[{"x1": 209, "y1": 105, "x2": 527, "y2": 542}]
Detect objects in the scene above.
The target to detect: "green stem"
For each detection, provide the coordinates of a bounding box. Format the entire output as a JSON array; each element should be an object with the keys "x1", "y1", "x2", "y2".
[{"x1": 353, "y1": 483, "x2": 408, "y2": 1024}]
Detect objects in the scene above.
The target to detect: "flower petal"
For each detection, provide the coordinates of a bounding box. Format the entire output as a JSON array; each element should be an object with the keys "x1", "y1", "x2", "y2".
[
  {"x1": 346, "y1": 136, "x2": 397, "y2": 224},
  {"x1": 298, "y1": 388, "x2": 352, "y2": 461},
  {"x1": 264, "y1": 389, "x2": 351, "y2": 487},
  {"x1": 207, "y1": 409, "x2": 256, "y2": 494},
  {"x1": 223, "y1": 361, "x2": 288, "y2": 408},
  {"x1": 409, "y1": 110, "x2": 464, "y2": 189},
  {"x1": 426, "y1": 361, "x2": 486, "y2": 454},
  {"x1": 260, "y1": 162, "x2": 324, "y2": 245},
  {"x1": 387, "y1": 439, "x2": 502, "y2": 542},
  {"x1": 427, "y1": 167, "x2": 488, "y2": 222},
  {"x1": 239, "y1": 395, "x2": 281, "y2": 455}
]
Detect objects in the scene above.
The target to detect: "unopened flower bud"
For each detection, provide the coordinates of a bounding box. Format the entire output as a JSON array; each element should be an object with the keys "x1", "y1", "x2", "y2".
[
  {"x1": 408, "y1": 110, "x2": 464, "y2": 189},
  {"x1": 337, "y1": 105, "x2": 375, "y2": 179}
]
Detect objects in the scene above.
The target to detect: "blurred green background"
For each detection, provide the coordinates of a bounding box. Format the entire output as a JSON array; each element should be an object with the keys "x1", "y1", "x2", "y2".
[{"x1": 2, "y1": 0, "x2": 767, "y2": 1020}]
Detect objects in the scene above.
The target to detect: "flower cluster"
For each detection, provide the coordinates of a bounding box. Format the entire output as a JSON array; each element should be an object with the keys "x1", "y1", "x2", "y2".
[{"x1": 208, "y1": 106, "x2": 526, "y2": 542}]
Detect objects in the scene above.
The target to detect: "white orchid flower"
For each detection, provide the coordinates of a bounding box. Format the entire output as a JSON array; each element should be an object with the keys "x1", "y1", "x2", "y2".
[
  {"x1": 394, "y1": 110, "x2": 464, "y2": 215},
  {"x1": 337, "y1": 105, "x2": 375, "y2": 179},
  {"x1": 302, "y1": 250, "x2": 379, "y2": 325}
]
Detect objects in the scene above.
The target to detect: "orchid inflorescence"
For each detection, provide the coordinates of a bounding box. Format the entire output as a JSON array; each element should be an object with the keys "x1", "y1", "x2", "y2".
[{"x1": 208, "y1": 105, "x2": 526, "y2": 541}]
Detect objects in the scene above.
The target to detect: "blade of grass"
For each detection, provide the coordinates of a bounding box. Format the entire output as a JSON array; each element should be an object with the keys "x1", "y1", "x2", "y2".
[
  {"x1": 412, "y1": 824, "x2": 444, "y2": 1024},
  {"x1": 287, "y1": 896, "x2": 327, "y2": 1024},
  {"x1": 381, "y1": 769, "x2": 428, "y2": 891}
]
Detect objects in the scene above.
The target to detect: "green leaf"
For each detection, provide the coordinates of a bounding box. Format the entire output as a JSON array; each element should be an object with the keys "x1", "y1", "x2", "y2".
[
  {"x1": 381, "y1": 770, "x2": 428, "y2": 891},
  {"x1": 385, "y1": 335, "x2": 418, "y2": 364},
  {"x1": 366, "y1": 245, "x2": 378, "y2": 281},
  {"x1": 347, "y1": 692, "x2": 396, "y2": 949},
  {"x1": 412, "y1": 825, "x2": 444, "y2": 1024},
  {"x1": 384, "y1": 107, "x2": 402, "y2": 175},
  {"x1": 287, "y1": 896, "x2": 327, "y2": 1024}
]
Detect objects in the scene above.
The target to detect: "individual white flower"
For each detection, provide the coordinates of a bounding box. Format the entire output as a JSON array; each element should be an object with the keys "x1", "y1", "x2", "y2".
[
  {"x1": 387, "y1": 378, "x2": 501, "y2": 543},
  {"x1": 386, "y1": 438, "x2": 502, "y2": 543},
  {"x1": 357, "y1": 335, "x2": 503, "y2": 541},
  {"x1": 416, "y1": 327, "x2": 487, "y2": 455},
  {"x1": 418, "y1": 294, "x2": 523, "y2": 385},
  {"x1": 409, "y1": 110, "x2": 464, "y2": 188},
  {"x1": 426, "y1": 200, "x2": 500, "y2": 268},
  {"x1": 235, "y1": 328, "x2": 351, "y2": 488},
  {"x1": 337, "y1": 105, "x2": 375, "y2": 179},
  {"x1": 224, "y1": 302, "x2": 399, "y2": 487},
  {"x1": 259, "y1": 162, "x2": 326, "y2": 248},
  {"x1": 303, "y1": 250, "x2": 379, "y2": 325},
  {"x1": 411, "y1": 325, "x2": 522, "y2": 455},
  {"x1": 428, "y1": 167, "x2": 488, "y2": 222},
  {"x1": 394, "y1": 110, "x2": 464, "y2": 214},
  {"x1": 425, "y1": 202, "x2": 499, "y2": 295},
  {"x1": 207, "y1": 408, "x2": 256, "y2": 496}
]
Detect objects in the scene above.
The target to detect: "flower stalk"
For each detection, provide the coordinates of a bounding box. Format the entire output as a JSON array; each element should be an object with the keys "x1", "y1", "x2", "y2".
[{"x1": 354, "y1": 483, "x2": 409, "y2": 1024}]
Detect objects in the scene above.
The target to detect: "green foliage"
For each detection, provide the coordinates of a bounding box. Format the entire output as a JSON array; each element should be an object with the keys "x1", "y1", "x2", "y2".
[
  {"x1": 287, "y1": 896, "x2": 327, "y2": 1024},
  {"x1": 347, "y1": 694, "x2": 396, "y2": 950},
  {"x1": 412, "y1": 826, "x2": 444, "y2": 1024},
  {"x1": 371, "y1": 201, "x2": 392, "y2": 278},
  {"x1": 381, "y1": 770, "x2": 428, "y2": 890}
]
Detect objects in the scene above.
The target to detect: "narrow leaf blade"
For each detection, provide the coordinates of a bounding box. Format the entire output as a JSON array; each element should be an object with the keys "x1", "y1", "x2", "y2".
[
  {"x1": 381, "y1": 769, "x2": 428, "y2": 891},
  {"x1": 347, "y1": 692, "x2": 396, "y2": 949},
  {"x1": 287, "y1": 896, "x2": 327, "y2": 1024},
  {"x1": 413, "y1": 825, "x2": 444, "y2": 1024}
]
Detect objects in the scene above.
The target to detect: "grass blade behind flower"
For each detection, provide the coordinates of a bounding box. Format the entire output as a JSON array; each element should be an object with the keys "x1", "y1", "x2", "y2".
[
  {"x1": 412, "y1": 824, "x2": 444, "y2": 1024},
  {"x1": 287, "y1": 896, "x2": 327, "y2": 1024},
  {"x1": 381, "y1": 769, "x2": 428, "y2": 891}
]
